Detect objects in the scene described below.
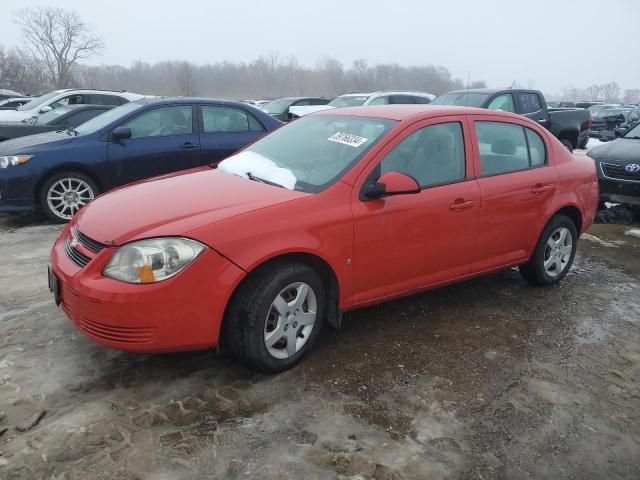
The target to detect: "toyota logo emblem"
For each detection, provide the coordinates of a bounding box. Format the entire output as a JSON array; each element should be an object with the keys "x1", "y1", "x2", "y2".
[{"x1": 625, "y1": 163, "x2": 640, "y2": 173}]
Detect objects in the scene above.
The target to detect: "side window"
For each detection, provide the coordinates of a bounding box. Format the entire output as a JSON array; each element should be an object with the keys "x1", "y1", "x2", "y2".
[
  {"x1": 525, "y1": 128, "x2": 546, "y2": 166},
  {"x1": 412, "y1": 96, "x2": 432, "y2": 104},
  {"x1": 389, "y1": 95, "x2": 413, "y2": 104},
  {"x1": 50, "y1": 94, "x2": 86, "y2": 110},
  {"x1": 311, "y1": 98, "x2": 329, "y2": 105},
  {"x1": 487, "y1": 94, "x2": 515, "y2": 113},
  {"x1": 65, "y1": 109, "x2": 106, "y2": 127},
  {"x1": 89, "y1": 94, "x2": 124, "y2": 106},
  {"x1": 476, "y1": 121, "x2": 537, "y2": 176},
  {"x1": 518, "y1": 93, "x2": 542, "y2": 114},
  {"x1": 202, "y1": 106, "x2": 262, "y2": 133},
  {"x1": 293, "y1": 100, "x2": 311, "y2": 106},
  {"x1": 123, "y1": 105, "x2": 193, "y2": 139},
  {"x1": 368, "y1": 96, "x2": 389, "y2": 106},
  {"x1": 380, "y1": 122, "x2": 466, "y2": 188}
]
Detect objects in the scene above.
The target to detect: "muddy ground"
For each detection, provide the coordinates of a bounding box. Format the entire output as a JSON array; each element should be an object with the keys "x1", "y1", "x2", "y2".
[{"x1": 0, "y1": 212, "x2": 639, "y2": 480}]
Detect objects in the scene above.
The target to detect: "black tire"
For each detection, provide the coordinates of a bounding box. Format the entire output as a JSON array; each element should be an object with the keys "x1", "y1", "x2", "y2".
[
  {"x1": 39, "y1": 171, "x2": 100, "y2": 223},
  {"x1": 224, "y1": 261, "x2": 325, "y2": 372},
  {"x1": 560, "y1": 139, "x2": 574, "y2": 152},
  {"x1": 519, "y1": 214, "x2": 578, "y2": 286}
]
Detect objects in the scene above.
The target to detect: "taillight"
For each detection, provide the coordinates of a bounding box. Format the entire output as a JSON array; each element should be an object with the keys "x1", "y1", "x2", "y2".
[{"x1": 588, "y1": 115, "x2": 592, "y2": 131}]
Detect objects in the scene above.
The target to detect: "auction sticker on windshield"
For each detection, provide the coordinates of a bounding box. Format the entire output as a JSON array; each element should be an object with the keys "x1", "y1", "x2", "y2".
[{"x1": 328, "y1": 132, "x2": 368, "y2": 148}]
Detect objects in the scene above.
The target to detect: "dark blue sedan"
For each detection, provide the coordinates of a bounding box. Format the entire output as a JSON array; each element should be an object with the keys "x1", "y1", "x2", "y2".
[{"x1": 0, "y1": 98, "x2": 282, "y2": 221}]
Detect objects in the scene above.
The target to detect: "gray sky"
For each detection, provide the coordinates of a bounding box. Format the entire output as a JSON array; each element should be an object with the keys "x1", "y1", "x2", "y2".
[{"x1": 1, "y1": 0, "x2": 638, "y2": 95}]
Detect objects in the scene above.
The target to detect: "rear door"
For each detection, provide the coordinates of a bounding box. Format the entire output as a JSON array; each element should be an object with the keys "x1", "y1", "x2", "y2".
[
  {"x1": 351, "y1": 116, "x2": 480, "y2": 304},
  {"x1": 107, "y1": 104, "x2": 200, "y2": 185},
  {"x1": 197, "y1": 105, "x2": 266, "y2": 164},
  {"x1": 470, "y1": 114, "x2": 558, "y2": 273}
]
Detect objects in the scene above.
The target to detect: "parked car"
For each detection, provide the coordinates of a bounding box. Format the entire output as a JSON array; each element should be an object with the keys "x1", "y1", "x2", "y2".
[
  {"x1": 432, "y1": 89, "x2": 591, "y2": 150},
  {"x1": 0, "y1": 89, "x2": 24, "y2": 101},
  {"x1": 49, "y1": 105, "x2": 598, "y2": 372},
  {"x1": 0, "y1": 105, "x2": 114, "y2": 142},
  {"x1": 260, "y1": 97, "x2": 332, "y2": 122},
  {"x1": 589, "y1": 107, "x2": 640, "y2": 141},
  {"x1": 0, "y1": 98, "x2": 282, "y2": 221},
  {"x1": 587, "y1": 122, "x2": 640, "y2": 206},
  {"x1": 0, "y1": 97, "x2": 32, "y2": 110},
  {"x1": 0, "y1": 89, "x2": 144, "y2": 123},
  {"x1": 289, "y1": 91, "x2": 434, "y2": 118}
]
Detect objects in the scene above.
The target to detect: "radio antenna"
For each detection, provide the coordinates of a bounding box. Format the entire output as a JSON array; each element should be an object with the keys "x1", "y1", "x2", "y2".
[{"x1": 466, "y1": 71, "x2": 471, "y2": 106}]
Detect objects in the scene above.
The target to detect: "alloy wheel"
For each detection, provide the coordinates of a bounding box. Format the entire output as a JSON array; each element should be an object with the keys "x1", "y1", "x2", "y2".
[
  {"x1": 46, "y1": 177, "x2": 95, "y2": 220},
  {"x1": 543, "y1": 227, "x2": 573, "y2": 277},
  {"x1": 264, "y1": 282, "x2": 317, "y2": 359}
]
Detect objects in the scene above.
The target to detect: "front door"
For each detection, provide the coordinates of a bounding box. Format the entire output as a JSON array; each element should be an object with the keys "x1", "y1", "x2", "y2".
[
  {"x1": 108, "y1": 104, "x2": 200, "y2": 185},
  {"x1": 351, "y1": 117, "x2": 480, "y2": 305},
  {"x1": 470, "y1": 115, "x2": 558, "y2": 272}
]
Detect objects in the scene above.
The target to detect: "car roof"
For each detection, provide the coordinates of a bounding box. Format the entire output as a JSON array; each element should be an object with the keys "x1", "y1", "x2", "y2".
[
  {"x1": 316, "y1": 104, "x2": 524, "y2": 122},
  {"x1": 132, "y1": 97, "x2": 265, "y2": 106}
]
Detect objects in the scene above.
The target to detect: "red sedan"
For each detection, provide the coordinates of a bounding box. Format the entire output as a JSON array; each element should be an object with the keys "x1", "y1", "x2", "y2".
[{"x1": 49, "y1": 106, "x2": 599, "y2": 372}]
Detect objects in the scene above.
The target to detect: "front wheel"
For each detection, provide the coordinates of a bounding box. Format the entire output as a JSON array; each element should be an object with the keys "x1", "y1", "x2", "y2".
[
  {"x1": 519, "y1": 214, "x2": 577, "y2": 286},
  {"x1": 225, "y1": 262, "x2": 325, "y2": 372},
  {"x1": 40, "y1": 172, "x2": 99, "y2": 223}
]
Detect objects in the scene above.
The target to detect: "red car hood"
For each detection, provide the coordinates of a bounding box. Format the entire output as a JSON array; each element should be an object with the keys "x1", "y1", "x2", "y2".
[{"x1": 75, "y1": 168, "x2": 309, "y2": 246}]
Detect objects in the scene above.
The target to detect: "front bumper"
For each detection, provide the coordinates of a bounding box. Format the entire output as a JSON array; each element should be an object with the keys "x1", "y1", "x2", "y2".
[
  {"x1": 597, "y1": 163, "x2": 640, "y2": 206},
  {"x1": 50, "y1": 225, "x2": 246, "y2": 353},
  {"x1": 0, "y1": 169, "x2": 37, "y2": 213}
]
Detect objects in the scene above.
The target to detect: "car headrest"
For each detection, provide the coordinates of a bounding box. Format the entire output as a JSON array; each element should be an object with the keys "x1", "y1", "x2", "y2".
[{"x1": 492, "y1": 139, "x2": 516, "y2": 155}]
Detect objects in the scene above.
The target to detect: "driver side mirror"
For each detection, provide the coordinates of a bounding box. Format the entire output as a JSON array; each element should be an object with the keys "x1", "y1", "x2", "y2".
[
  {"x1": 614, "y1": 127, "x2": 626, "y2": 137},
  {"x1": 112, "y1": 126, "x2": 132, "y2": 141},
  {"x1": 362, "y1": 171, "x2": 421, "y2": 200},
  {"x1": 39, "y1": 106, "x2": 52, "y2": 114}
]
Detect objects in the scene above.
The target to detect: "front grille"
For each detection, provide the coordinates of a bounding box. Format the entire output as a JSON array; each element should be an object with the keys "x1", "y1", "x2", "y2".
[
  {"x1": 73, "y1": 227, "x2": 105, "y2": 253},
  {"x1": 601, "y1": 163, "x2": 640, "y2": 182},
  {"x1": 64, "y1": 236, "x2": 91, "y2": 267},
  {"x1": 78, "y1": 317, "x2": 155, "y2": 344}
]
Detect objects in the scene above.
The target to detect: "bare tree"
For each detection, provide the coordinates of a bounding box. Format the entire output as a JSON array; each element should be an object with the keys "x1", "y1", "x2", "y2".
[
  {"x1": 175, "y1": 61, "x2": 197, "y2": 96},
  {"x1": 15, "y1": 6, "x2": 103, "y2": 89},
  {"x1": 623, "y1": 88, "x2": 640, "y2": 104},
  {"x1": 601, "y1": 81, "x2": 621, "y2": 102}
]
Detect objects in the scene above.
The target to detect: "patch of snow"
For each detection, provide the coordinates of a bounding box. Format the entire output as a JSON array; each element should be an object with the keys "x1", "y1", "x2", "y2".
[
  {"x1": 586, "y1": 138, "x2": 606, "y2": 150},
  {"x1": 624, "y1": 229, "x2": 640, "y2": 239},
  {"x1": 218, "y1": 151, "x2": 297, "y2": 190},
  {"x1": 581, "y1": 233, "x2": 619, "y2": 248}
]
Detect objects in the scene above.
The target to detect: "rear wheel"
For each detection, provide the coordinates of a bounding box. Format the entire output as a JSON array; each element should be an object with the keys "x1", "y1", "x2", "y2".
[
  {"x1": 519, "y1": 214, "x2": 577, "y2": 286},
  {"x1": 40, "y1": 172, "x2": 99, "y2": 223},
  {"x1": 560, "y1": 139, "x2": 574, "y2": 152},
  {"x1": 225, "y1": 262, "x2": 325, "y2": 372}
]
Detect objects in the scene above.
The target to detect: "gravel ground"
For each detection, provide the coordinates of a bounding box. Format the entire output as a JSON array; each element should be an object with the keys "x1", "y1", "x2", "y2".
[{"x1": 0, "y1": 212, "x2": 639, "y2": 480}]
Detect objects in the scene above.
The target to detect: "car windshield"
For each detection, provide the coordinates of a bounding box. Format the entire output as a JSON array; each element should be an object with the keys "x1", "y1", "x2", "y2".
[
  {"x1": 221, "y1": 115, "x2": 396, "y2": 193},
  {"x1": 623, "y1": 123, "x2": 640, "y2": 139},
  {"x1": 16, "y1": 91, "x2": 62, "y2": 111},
  {"x1": 75, "y1": 102, "x2": 143, "y2": 135},
  {"x1": 431, "y1": 92, "x2": 490, "y2": 107},
  {"x1": 36, "y1": 105, "x2": 78, "y2": 124},
  {"x1": 328, "y1": 96, "x2": 370, "y2": 108},
  {"x1": 261, "y1": 99, "x2": 292, "y2": 114}
]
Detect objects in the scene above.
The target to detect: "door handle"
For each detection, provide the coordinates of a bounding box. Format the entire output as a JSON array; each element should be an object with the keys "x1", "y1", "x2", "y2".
[
  {"x1": 531, "y1": 184, "x2": 552, "y2": 195},
  {"x1": 180, "y1": 142, "x2": 199, "y2": 149},
  {"x1": 537, "y1": 119, "x2": 547, "y2": 124},
  {"x1": 449, "y1": 198, "x2": 475, "y2": 211}
]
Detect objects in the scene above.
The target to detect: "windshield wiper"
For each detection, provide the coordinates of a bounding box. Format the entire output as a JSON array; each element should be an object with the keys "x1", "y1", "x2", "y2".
[
  {"x1": 247, "y1": 172, "x2": 284, "y2": 188},
  {"x1": 623, "y1": 136, "x2": 640, "y2": 139},
  {"x1": 65, "y1": 127, "x2": 80, "y2": 136}
]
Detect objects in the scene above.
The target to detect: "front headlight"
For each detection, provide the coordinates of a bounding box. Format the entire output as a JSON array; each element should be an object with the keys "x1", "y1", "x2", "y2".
[
  {"x1": 103, "y1": 237, "x2": 206, "y2": 284},
  {"x1": 0, "y1": 155, "x2": 32, "y2": 169}
]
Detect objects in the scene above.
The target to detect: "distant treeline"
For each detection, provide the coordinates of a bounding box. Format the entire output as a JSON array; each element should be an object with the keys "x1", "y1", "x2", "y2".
[{"x1": 1, "y1": 47, "x2": 485, "y2": 99}]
